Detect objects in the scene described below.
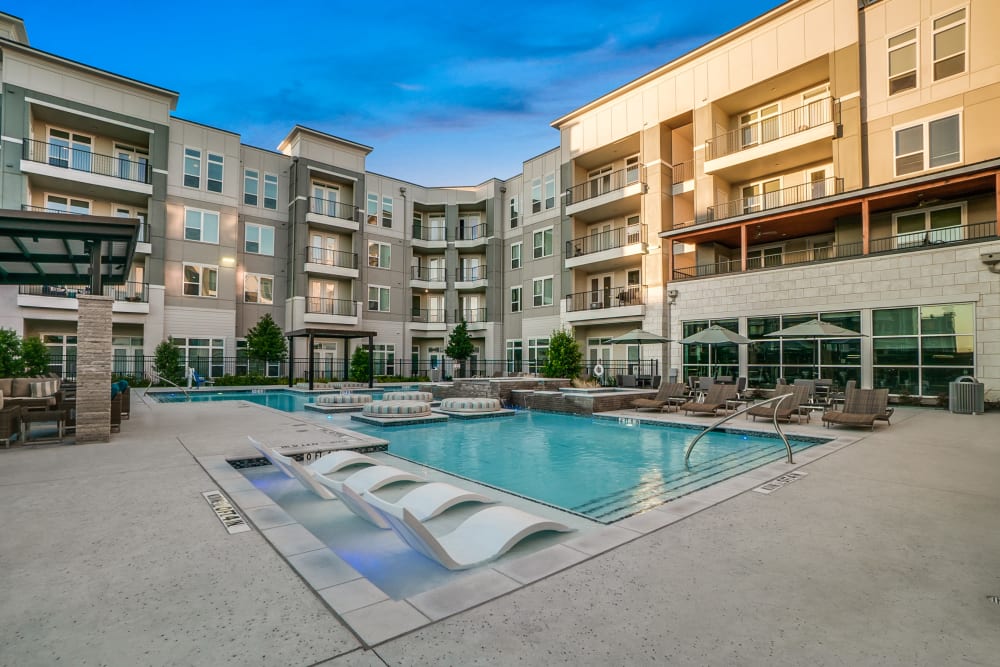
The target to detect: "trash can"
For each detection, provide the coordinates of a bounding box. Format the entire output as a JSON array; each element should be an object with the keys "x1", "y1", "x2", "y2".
[{"x1": 948, "y1": 376, "x2": 985, "y2": 414}]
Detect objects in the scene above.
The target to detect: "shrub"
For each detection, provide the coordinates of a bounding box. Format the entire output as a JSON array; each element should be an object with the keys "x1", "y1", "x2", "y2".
[
  {"x1": 542, "y1": 328, "x2": 583, "y2": 379},
  {"x1": 153, "y1": 339, "x2": 183, "y2": 385},
  {"x1": 349, "y1": 347, "x2": 371, "y2": 383},
  {"x1": 245, "y1": 314, "x2": 287, "y2": 363},
  {"x1": 20, "y1": 336, "x2": 51, "y2": 376},
  {"x1": 0, "y1": 328, "x2": 23, "y2": 377}
]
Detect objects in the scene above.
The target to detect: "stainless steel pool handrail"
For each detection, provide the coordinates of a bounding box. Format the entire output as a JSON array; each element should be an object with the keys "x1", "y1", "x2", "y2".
[
  {"x1": 148, "y1": 371, "x2": 191, "y2": 400},
  {"x1": 684, "y1": 394, "x2": 794, "y2": 465}
]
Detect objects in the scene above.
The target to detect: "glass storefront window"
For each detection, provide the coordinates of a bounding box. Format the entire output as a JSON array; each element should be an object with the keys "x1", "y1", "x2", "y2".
[{"x1": 873, "y1": 307, "x2": 917, "y2": 336}]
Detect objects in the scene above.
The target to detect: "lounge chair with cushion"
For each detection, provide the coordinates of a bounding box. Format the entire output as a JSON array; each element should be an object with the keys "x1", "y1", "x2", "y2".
[
  {"x1": 631, "y1": 382, "x2": 688, "y2": 412},
  {"x1": 747, "y1": 384, "x2": 811, "y2": 423},
  {"x1": 679, "y1": 383, "x2": 738, "y2": 416},
  {"x1": 360, "y1": 488, "x2": 573, "y2": 570},
  {"x1": 822, "y1": 388, "x2": 891, "y2": 430}
]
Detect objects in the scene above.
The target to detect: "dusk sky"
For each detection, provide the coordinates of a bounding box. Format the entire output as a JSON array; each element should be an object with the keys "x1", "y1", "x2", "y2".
[{"x1": 7, "y1": 1, "x2": 779, "y2": 185}]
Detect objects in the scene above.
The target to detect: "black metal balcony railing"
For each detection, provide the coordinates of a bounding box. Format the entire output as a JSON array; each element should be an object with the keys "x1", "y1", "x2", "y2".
[
  {"x1": 455, "y1": 307, "x2": 487, "y2": 324},
  {"x1": 305, "y1": 297, "x2": 357, "y2": 316},
  {"x1": 708, "y1": 177, "x2": 844, "y2": 221},
  {"x1": 564, "y1": 285, "x2": 645, "y2": 313},
  {"x1": 305, "y1": 246, "x2": 358, "y2": 269},
  {"x1": 457, "y1": 222, "x2": 489, "y2": 241},
  {"x1": 411, "y1": 308, "x2": 449, "y2": 324},
  {"x1": 411, "y1": 266, "x2": 448, "y2": 281},
  {"x1": 23, "y1": 138, "x2": 152, "y2": 184},
  {"x1": 456, "y1": 265, "x2": 487, "y2": 281},
  {"x1": 565, "y1": 165, "x2": 645, "y2": 206},
  {"x1": 705, "y1": 98, "x2": 835, "y2": 161},
  {"x1": 671, "y1": 221, "x2": 998, "y2": 280},
  {"x1": 19, "y1": 281, "x2": 149, "y2": 302},
  {"x1": 308, "y1": 196, "x2": 360, "y2": 222},
  {"x1": 566, "y1": 225, "x2": 646, "y2": 259},
  {"x1": 671, "y1": 160, "x2": 693, "y2": 185},
  {"x1": 411, "y1": 224, "x2": 449, "y2": 242},
  {"x1": 21, "y1": 205, "x2": 151, "y2": 243}
]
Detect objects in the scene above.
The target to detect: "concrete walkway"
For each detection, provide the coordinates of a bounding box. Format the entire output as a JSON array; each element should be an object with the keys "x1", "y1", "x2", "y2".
[{"x1": 1, "y1": 394, "x2": 997, "y2": 666}]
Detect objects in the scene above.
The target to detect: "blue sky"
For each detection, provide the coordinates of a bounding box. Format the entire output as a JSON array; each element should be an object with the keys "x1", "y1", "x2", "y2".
[{"x1": 7, "y1": 1, "x2": 779, "y2": 185}]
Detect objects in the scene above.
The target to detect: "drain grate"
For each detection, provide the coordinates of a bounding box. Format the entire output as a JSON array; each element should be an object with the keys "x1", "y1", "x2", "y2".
[
  {"x1": 753, "y1": 470, "x2": 808, "y2": 494},
  {"x1": 988, "y1": 595, "x2": 1000, "y2": 606}
]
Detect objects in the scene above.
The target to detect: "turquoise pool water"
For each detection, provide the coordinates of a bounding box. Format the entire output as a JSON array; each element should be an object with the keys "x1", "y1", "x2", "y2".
[
  {"x1": 149, "y1": 387, "x2": 416, "y2": 411},
  {"x1": 349, "y1": 412, "x2": 825, "y2": 523}
]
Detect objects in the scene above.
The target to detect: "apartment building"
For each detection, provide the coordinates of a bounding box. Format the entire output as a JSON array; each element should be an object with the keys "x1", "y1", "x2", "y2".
[{"x1": 0, "y1": 0, "x2": 997, "y2": 397}]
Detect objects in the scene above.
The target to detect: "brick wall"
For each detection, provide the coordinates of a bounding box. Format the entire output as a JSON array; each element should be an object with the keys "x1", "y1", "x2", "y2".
[{"x1": 76, "y1": 295, "x2": 113, "y2": 443}]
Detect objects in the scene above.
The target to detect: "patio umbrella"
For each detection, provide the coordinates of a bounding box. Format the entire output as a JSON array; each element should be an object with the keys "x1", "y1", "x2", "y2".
[
  {"x1": 764, "y1": 319, "x2": 864, "y2": 378},
  {"x1": 605, "y1": 329, "x2": 672, "y2": 382},
  {"x1": 679, "y1": 325, "x2": 752, "y2": 378}
]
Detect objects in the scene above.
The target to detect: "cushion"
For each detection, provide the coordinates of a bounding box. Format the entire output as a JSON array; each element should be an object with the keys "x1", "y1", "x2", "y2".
[
  {"x1": 440, "y1": 397, "x2": 502, "y2": 413},
  {"x1": 30, "y1": 379, "x2": 59, "y2": 398},
  {"x1": 314, "y1": 393, "x2": 373, "y2": 405},
  {"x1": 0, "y1": 379, "x2": 11, "y2": 397},
  {"x1": 362, "y1": 400, "x2": 431, "y2": 417},
  {"x1": 382, "y1": 391, "x2": 433, "y2": 402},
  {"x1": 0, "y1": 389, "x2": 4, "y2": 410},
  {"x1": 111, "y1": 384, "x2": 120, "y2": 399},
  {"x1": 12, "y1": 378, "x2": 33, "y2": 397}
]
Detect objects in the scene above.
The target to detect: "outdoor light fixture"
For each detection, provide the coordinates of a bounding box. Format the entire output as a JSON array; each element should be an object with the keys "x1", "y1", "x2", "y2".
[{"x1": 221, "y1": 256, "x2": 236, "y2": 267}]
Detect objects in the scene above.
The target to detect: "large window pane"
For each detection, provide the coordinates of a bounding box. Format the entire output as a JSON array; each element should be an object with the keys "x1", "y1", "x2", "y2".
[
  {"x1": 782, "y1": 339, "x2": 816, "y2": 365},
  {"x1": 928, "y1": 115, "x2": 960, "y2": 167},
  {"x1": 820, "y1": 311, "x2": 861, "y2": 333},
  {"x1": 922, "y1": 367, "x2": 973, "y2": 396},
  {"x1": 820, "y1": 339, "x2": 861, "y2": 365},
  {"x1": 921, "y1": 335, "x2": 974, "y2": 366},
  {"x1": 747, "y1": 316, "x2": 780, "y2": 337},
  {"x1": 874, "y1": 367, "x2": 919, "y2": 395},
  {"x1": 873, "y1": 307, "x2": 917, "y2": 336},
  {"x1": 895, "y1": 125, "x2": 923, "y2": 156},
  {"x1": 748, "y1": 340, "x2": 780, "y2": 364},
  {"x1": 921, "y1": 303, "x2": 973, "y2": 334},
  {"x1": 873, "y1": 338, "x2": 918, "y2": 365}
]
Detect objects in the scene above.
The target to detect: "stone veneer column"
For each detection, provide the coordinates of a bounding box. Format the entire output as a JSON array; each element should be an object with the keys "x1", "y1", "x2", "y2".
[{"x1": 75, "y1": 295, "x2": 114, "y2": 444}]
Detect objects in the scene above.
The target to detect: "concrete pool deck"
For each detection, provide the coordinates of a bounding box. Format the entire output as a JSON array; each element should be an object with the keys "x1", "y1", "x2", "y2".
[{"x1": 0, "y1": 393, "x2": 998, "y2": 665}]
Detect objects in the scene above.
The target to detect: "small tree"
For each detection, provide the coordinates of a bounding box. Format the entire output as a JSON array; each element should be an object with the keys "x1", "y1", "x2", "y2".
[
  {"x1": 245, "y1": 313, "x2": 287, "y2": 374},
  {"x1": 542, "y1": 328, "x2": 583, "y2": 379},
  {"x1": 153, "y1": 339, "x2": 183, "y2": 385},
  {"x1": 0, "y1": 328, "x2": 23, "y2": 377},
  {"x1": 445, "y1": 319, "x2": 474, "y2": 378},
  {"x1": 348, "y1": 346, "x2": 371, "y2": 383},
  {"x1": 21, "y1": 336, "x2": 51, "y2": 376}
]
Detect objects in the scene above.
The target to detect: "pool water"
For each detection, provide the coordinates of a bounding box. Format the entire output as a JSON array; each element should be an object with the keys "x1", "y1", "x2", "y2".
[
  {"x1": 349, "y1": 411, "x2": 825, "y2": 523},
  {"x1": 150, "y1": 387, "x2": 416, "y2": 412}
]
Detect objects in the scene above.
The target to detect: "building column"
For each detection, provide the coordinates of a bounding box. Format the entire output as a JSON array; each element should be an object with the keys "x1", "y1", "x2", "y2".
[
  {"x1": 995, "y1": 173, "x2": 1000, "y2": 237},
  {"x1": 740, "y1": 225, "x2": 748, "y2": 271},
  {"x1": 76, "y1": 295, "x2": 113, "y2": 444},
  {"x1": 861, "y1": 198, "x2": 870, "y2": 255}
]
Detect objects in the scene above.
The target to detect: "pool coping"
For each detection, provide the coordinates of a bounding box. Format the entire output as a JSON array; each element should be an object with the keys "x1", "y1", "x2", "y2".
[{"x1": 192, "y1": 400, "x2": 865, "y2": 648}]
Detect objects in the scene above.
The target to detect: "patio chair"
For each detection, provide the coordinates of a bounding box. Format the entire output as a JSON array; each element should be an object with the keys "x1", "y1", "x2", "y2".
[
  {"x1": 618, "y1": 374, "x2": 637, "y2": 388},
  {"x1": 360, "y1": 488, "x2": 573, "y2": 570},
  {"x1": 822, "y1": 388, "x2": 890, "y2": 430},
  {"x1": 314, "y1": 472, "x2": 496, "y2": 528},
  {"x1": 748, "y1": 384, "x2": 811, "y2": 423},
  {"x1": 0, "y1": 403, "x2": 22, "y2": 448},
  {"x1": 679, "y1": 383, "x2": 738, "y2": 416},
  {"x1": 631, "y1": 382, "x2": 688, "y2": 412},
  {"x1": 698, "y1": 376, "x2": 714, "y2": 391},
  {"x1": 734, "y1": 377, "x2": 748, "y2": 397},
  {"x1": 248, "y1": 437, "x2": 380, "y2": 476}
]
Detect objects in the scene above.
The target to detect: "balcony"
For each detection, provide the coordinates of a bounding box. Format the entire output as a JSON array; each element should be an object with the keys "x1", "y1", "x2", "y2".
[
  {"x1": 17, "y1": 281, "x2": 150, "y2": 313},
  {"x1": 455, "y1": 307, "x2": 488, "y2": 329},
  {"x1": 671, "y1": 160, "x2": 694, "y2": 195},
  {"x1": 455, "y1": 265, "x2": 487, "y2": 289},
  {"x1": 565, "y1": 225, "x2": 646, "y2": 271},
  {"x1": 303, "y1": 246, "x2": 359, "y2": 279},
  {"x1": 708, "y1": 178, "x2": 844, "y2": 222},
  {"x1": 21, "y1": 205, "x2": 152, "y2": 254},
  {"x1": 410, "y1": 308, "x2": 449, "y2": 333},
  {"x1": 306, "y1": 196, "x2": 360, "y2": 232},
  {"x1": 565, "y1": 165, "x2": 645, "y2": 222},
  {"x1": 703, "y1": 99, "x2": 836, "y2": 181},
  {"x1": 670, "y1": 221, "x2": 998, "y2": 281},
  {"x1": 563, "y1": 285, "x2": 646, "y2": 324},
  {"x1": 455, "y1": 222, "x2": 490, "y2": 249},
  {"x1": 410, "y1": 265, "x2": 448, "y2": 289},
  {"x1": 411, "y1": 224, "x2": 449, "y2": 251},
  {"x1": 21, "y1": 138, "x2": 153, "y2": 196},
  {"x1": 304, "y1": 297, "x2": 358, "y2": 325}
]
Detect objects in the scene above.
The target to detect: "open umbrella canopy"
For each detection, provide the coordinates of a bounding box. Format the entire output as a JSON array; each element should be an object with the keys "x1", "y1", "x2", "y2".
[
  {"x1": 680, "y1": 324, "x2": 752, "y2": 345},
  {"x1": 606, "y1": 328, "x2": 672, "y2": 344},
  {"x1": 764, "y1": 319, "x2": 863, "y2": 338}
]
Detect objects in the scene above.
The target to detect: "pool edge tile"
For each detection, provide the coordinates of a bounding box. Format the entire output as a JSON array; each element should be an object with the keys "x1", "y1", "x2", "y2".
[
  {"x1": 341, "y1": 600, "x2": 430, "y2": 647},
  {"x1": 319, "y1": 577, "x2": 390, "y2": 615},
  {"x1": 406, "y1": 569, "x2": 519, "y2": 621},
  {"x1": 493, "y1": 544, "x2": 589, "y2": 584}
]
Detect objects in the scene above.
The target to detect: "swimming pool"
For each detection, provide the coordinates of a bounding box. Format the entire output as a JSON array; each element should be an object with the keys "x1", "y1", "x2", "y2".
[
  {"x1": 149, "y1": 387, "x2": 417, "y2": 412},
  {"x1": 348, "y1": 412, "x2": 826, "y2": 523}
]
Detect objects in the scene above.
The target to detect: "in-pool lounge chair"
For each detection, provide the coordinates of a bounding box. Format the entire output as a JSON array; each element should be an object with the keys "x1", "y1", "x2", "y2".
[
  {"x1": 678, "y1": 383, "x2": 738, "y2": 416},
  {"x1": 359, "y1": 489, "x2": 573, "y2": 570},
  {"x1": 314, "y1": 472, "x2": 496, "y2": 528},
  {"x1": 631, "y1": 382, "x2": 688, "y2": 412},
  {"x1": 248, "y1": 437, "x2": 380, "y2": 476},
  {"x1": 822, "y1": 388, "x2": 891, "y2": 430},
  {"x1": 747, "y1": 384, "x2": 812, "y2": 423}
]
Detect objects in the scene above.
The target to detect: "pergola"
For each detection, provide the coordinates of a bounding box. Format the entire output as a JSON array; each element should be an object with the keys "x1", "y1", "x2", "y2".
[
  {"x1": 0, "y1": 208, "x2": 140, "y2": 443},
  {"x1": 284, "y1": 328, "x2": 378, "y2": 390}
]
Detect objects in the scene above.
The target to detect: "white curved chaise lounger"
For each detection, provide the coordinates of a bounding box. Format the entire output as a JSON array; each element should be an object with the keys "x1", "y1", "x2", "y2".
[
  {"x1": 358, "y1": 488, "x2": 573, "y2": 570},
  {"x1": 248, "y1": 436, "x2": 380, "y2": 476}
]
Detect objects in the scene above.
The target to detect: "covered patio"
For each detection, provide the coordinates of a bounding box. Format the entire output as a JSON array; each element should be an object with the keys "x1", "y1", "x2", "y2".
[{"x1": 285, "y1": 328, "x2": 379, "y2": 390}]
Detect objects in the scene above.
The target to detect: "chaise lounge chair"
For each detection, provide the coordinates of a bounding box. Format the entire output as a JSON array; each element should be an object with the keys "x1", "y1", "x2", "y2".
[
  {"x1": 821, "y1": 388, "x2": 890, "y2": 430},
  {"x1": 631, "y1": 382, "x2": 688, "y2": 412},
  {"x1": 248, "y1": 437, "x2": 380, "y2": 476},
  {"x1": 678, "y1": 383, "x2": 738, "y2": 416},
  {"x1": 747, "y1": 384, "x2": 812, "y2": 423},
  {"x1": 359, "y1": 489, "x2": 573, "y2": 570}
]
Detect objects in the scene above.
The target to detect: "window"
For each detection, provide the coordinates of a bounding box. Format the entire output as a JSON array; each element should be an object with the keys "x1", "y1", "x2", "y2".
[
  {"x1": 370, "y1": 344, "x2": 396, "y2": 376},
  {"x1": 625, "y1": 156, "x2": 640, "y2": 184},
  {"x1": 244, "y1": 273, "x2": 273, "y2": 304},
  {"x1": 509, "y1": 195, "x2": 519, "y2": 228},
  {"x1": 531, "y1": 178, "x2": 541, "y2": 213},
  {"x1": 893, "y1": 203, "x2": 965, "y2": 245},
  {"x1": 114, "y1": 143, "x2": 148, "y2": 182},
  {"x1": 933, "y1": 8, "x2": 966, "y2": 80},
  {"x1": 244, "y1": 169, "x2": 259, "y2": 206},
  {"x1": 245, "y1": 223, "x2": 274, "y2": 255},
  {"x1": 263, "y1": 174, "x2": 278, "y2": 209},
  {"x1": 184, "y1": 208, "x2": 220, "y2": 244},
  {"x1": 46, "y1": 194, "x2": 90, "y2": 214},
  {"x1": 113, "y1": 205, "x2": 147, "y2": 242},
  {"x1": 367, "y1": 193, "x2": 378, "y2": 225},
  {"x1": 511, "y1": 242, "x2": 522, "y2": 269},
  {"x1": 506, "y1": 339, "x2": 523, "y2": 373},
  {"x1": 207, "y1": 153, "x2": 224, "y2": 193},
  {"x1": 626, "y1": 215, "x2": 641, "y2": 244},
  {"x1": 511, "y1": 286, "x2": 522, "y2": 313},
  {"x1": 894, "y1": 113, "x2": 961, "y2": 175},
  {"x1": 173, "y1": 336, "x2": 225, "y2": 378},
  {"x1": 527, "y1": 337, "x2": 549, "y2": 373},
  {"x1": 183, "y1": 148, "x2": 201, "y2": 188},
  {"x1": 888, "y1": 28, "x2": 917, "y2": 95},
  {"x1": 532, "y1": 276, "x2": 553, "y2": 307},
  {"x1": 382, "y1": 196, "x2": 393, "y2": 227},
  {"x1": 533, "y1": 227, "x2": 553, "y2": 258},
  {"x1": 740, "y1": 103, "x2": 780, "y2": 147},
  {"x1": 312, "y1": 182, "x2": 339, "y2": 216},
  {"x1": 741, "y1": 178, "x2": 782, "y2": 213},
  {"x1": 746, "y1": 312, "x2": 861, "y2": 389},
  {"x1": 48, "y1": 128, "x2": 92, "y2": 171},
  {"x1": 544, "y1": 173, "x2": 555, "y2": 209},
  {"x1": 183, "y1": 264, "x2": 218, "y2": 297},
  {"x1": 747, "y1": 246, "x2": 784, "y2": 269},
  {"x1": 236, "y1": 340, "x2": 280, "y2": 377},
  {"x1": 368, "y1": 285, "x2": 390, "y2": 311},
  {"x1": 368, "y1": 241, "x2": 391, "y2": 268}
]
